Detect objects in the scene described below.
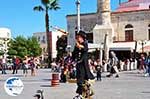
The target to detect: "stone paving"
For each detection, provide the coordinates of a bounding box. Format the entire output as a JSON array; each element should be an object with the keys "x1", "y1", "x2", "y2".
[{"x1": 0, "y1": 69, "x2": 150, "y2": 99}]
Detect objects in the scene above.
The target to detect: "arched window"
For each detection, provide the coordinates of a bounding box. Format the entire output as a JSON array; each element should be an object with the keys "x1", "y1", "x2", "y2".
[
  {"x1": 125, "y1": 24, "x2": 134, "y2": 41},
  {"x1": 148, "y1": 24, "x2": 150, "y2": 40},
  {"x1": 125, "y1": 24, "x2": 133, "y2": 28}
]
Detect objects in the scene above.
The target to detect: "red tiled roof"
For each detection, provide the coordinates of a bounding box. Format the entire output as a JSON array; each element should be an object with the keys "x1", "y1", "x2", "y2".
[
  {"x1": 115, "y1": 0, "x2": 150, "y2": 12},
  {"x1": 112, "y1": 9, "x2": 150, "y2": 14}
]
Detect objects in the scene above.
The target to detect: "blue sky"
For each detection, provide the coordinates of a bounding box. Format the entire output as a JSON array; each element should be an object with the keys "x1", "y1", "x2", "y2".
[{"x1": 0, "y1": 0, "x2": 127, "y2": 37}]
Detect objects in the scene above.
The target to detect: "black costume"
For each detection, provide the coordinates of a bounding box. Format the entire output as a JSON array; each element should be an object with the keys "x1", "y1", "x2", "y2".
[{"x1": 72, "y1": 32, "x2": 94, "y2": 95}]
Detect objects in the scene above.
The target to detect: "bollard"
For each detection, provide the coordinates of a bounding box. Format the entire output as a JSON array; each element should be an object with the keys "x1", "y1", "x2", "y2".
[
  {"x1": 120, "y1": 62, "x2": 124, "y2": 71},
  {"x1": 131, "y1": 62, "x2": 134, "y2": 70},
  {"x1": 127, "y1": 62, "x2": 130, "y2": 71},
  {"x1": 134, "y1": 60, "x2": 137, "y2": 70},
  {"x1": 51, "y1": 73, "x2": 59, "y2": 87}
]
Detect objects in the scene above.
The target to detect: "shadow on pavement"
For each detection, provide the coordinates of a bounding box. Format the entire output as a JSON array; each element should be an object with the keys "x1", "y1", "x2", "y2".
[
  {"x1": 141, "y1": 91, "x2": 150, "y2": 94},
  {"x1": 40, "y1": 84, "x2": 61, "y2": 88},
  {"x1": 42, "y1": 79, "x2": 52, "y2": 81}
]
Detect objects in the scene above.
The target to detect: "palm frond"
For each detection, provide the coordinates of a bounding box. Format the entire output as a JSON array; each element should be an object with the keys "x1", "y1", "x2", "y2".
[
  {"x1": 50, "y1": 6, "x2": 60, "y2": 10},
  {"x1": 41, "y1": 0, "x2": 55, "y2": 6},
  {"x1": 41, "y1": 0, "x2": 60, "y2": 10},
  {"x1": 33, "y1": 6, "x2": 45, "y2": 11},
  {"x1": 49, "y1": 0, "x2": 60, "y2": 10}
]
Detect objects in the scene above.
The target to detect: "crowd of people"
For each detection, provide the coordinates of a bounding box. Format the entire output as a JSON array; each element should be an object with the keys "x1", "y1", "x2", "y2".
[
  {"x1": 137, "y1": 54, "x2": 150, "y2": 76},
  {"x1": 1, "y1": 53, "x2": 150, "y2": 79},
  {"x1": 51, "y1": 52, "x2": 150, "y2": 85},
  {"x1": 51, "y1": 51, "x2": 119, "y2": 83},
  {"x1": 0, "y1": 56, "x2": 40, "y2": 77}
]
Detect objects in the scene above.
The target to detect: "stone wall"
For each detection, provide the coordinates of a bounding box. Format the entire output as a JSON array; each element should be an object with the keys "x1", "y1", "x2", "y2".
[
  {"x1": 66, "y1": 13, "x2": 97, "y2": 50},
  {"x1": 111, "y1": 10, "x2": 150, "y2": 41},
  {"x1": 66, "y1": 10, "x2": 150, "y2": 49}
]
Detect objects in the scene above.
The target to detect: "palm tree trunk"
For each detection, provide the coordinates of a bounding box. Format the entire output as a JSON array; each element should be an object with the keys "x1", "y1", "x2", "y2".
[{"x1": 45, "y1": 7, "x2": 52, "y2": 67}]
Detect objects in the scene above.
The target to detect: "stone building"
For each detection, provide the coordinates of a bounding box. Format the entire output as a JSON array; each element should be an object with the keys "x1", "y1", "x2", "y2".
[
  {"x1": 0, "y1": 27, "x2": 11, "y2": 57},
  {"x1": 66, "y1": 0, "x2": 150, "y2": 52},
  {"x1": 33, "y1": 31, "x2": 63, "y2": 59}
]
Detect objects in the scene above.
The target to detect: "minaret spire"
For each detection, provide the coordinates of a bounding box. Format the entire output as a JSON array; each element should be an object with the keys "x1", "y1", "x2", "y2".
[
  {"x1": 97, "y1": 0, "x2": 111, "y2": 25},
  {"x1": 93, "y1": 0, "x2": 114, "y2": 62}
]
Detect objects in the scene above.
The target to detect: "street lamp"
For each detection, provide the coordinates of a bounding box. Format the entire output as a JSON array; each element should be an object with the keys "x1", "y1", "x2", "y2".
[
  {"x1": 139, "y1": 40, "x2": 147, "y2": 53},
  {"x1": 76, "y1": 0, "x2": 80, "y2": 33},
  {"x1": 117, "y1": 16, "x2": 120, "y2": 41}
]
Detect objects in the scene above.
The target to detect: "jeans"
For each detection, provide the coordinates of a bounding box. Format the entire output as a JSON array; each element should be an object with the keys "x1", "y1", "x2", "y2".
[
  {"x1": 97, "y1": 71, "x2": 101, "y2": 81},
  {"x1": 2, "y1": 63, "x2": 7, "y2": 74}
]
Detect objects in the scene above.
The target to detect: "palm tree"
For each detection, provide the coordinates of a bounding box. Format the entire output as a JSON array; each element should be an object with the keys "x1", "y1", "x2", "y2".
[{"x1": 33, "y1": 0, "x2": 60, "y2": 67}]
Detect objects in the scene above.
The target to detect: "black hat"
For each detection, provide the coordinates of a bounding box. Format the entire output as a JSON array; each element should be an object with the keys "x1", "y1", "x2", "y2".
[{"x1": 77, "y1": 30, "x2": 86, "y2": 39}]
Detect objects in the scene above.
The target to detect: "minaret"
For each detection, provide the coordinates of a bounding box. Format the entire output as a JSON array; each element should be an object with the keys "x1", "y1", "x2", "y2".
[
  {"x1": 97, "y1": 0, "x2": 111, "y2": 25},
  {"x1": 93, "y1": 0, "x2": 114, "y2": 62}
]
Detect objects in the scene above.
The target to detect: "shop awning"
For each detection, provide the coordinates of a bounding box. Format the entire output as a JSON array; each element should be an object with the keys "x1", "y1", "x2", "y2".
[
  {"x1": 109, "y1": 42, "x2": 135, "y2": 51},
  {"x1": 88, "y1": 43, "x2": 101, "y2": 52}
]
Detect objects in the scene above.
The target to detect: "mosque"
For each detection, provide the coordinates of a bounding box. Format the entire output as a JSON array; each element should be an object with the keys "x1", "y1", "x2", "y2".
[{"x1": 66, "y1": 0, "x2": 150, "y2": 59}]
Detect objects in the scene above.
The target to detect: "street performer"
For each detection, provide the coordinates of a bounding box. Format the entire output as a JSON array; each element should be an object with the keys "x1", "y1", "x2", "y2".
[{"x1": 72, "y1": 30, "x2": 95, "y2": 98}]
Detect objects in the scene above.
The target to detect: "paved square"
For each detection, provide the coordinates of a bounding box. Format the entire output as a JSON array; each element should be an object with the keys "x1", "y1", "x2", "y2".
[{"x1": 0, "y1": 69, "x2": 150, "y2": 99}]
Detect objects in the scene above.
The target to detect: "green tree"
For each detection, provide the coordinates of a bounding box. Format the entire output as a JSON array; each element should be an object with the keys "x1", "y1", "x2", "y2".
[
  {"x1": 27, "y1": 37, "x2": 42, "y2": 57},
  {"x1": 8, "y1": 36, "x2": 28, "y2": 59},
  {"x1": 8, "y1": 36, "x2": 42, "y2": 59},
  {"x1": 33, "y1": 0, "x2": 60, "y2": 66},
  {"x1": 7, "y1": 39, "x2": 18, "y2": 58},
  {"x1": 0, "y1": 50, "x2": 4, "y2": 56}
]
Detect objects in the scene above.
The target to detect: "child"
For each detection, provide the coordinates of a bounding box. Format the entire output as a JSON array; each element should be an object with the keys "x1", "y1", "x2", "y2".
[{"x1": 95, "y1": 59, "x2": 102, "y2": 81}]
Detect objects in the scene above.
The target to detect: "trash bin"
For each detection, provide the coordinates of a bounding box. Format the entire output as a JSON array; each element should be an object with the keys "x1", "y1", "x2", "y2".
[{"x1": 51, "y1": 73, "x2": 59, "y2": 87}]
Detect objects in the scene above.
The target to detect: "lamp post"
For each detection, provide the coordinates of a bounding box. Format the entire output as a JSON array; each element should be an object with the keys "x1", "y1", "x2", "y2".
[
  {"x1": 139, "y1": 40, "x2": 147, "y2": 53},
  {"x1": 134, "y1": 40, "x2": 137, "y2": 59},
  {"x1": 117, "y1": 16, "x2": 120, "y2": 41},
  {"x1": 76, "y1": 0, "x2": 80, "y2": 33}
]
